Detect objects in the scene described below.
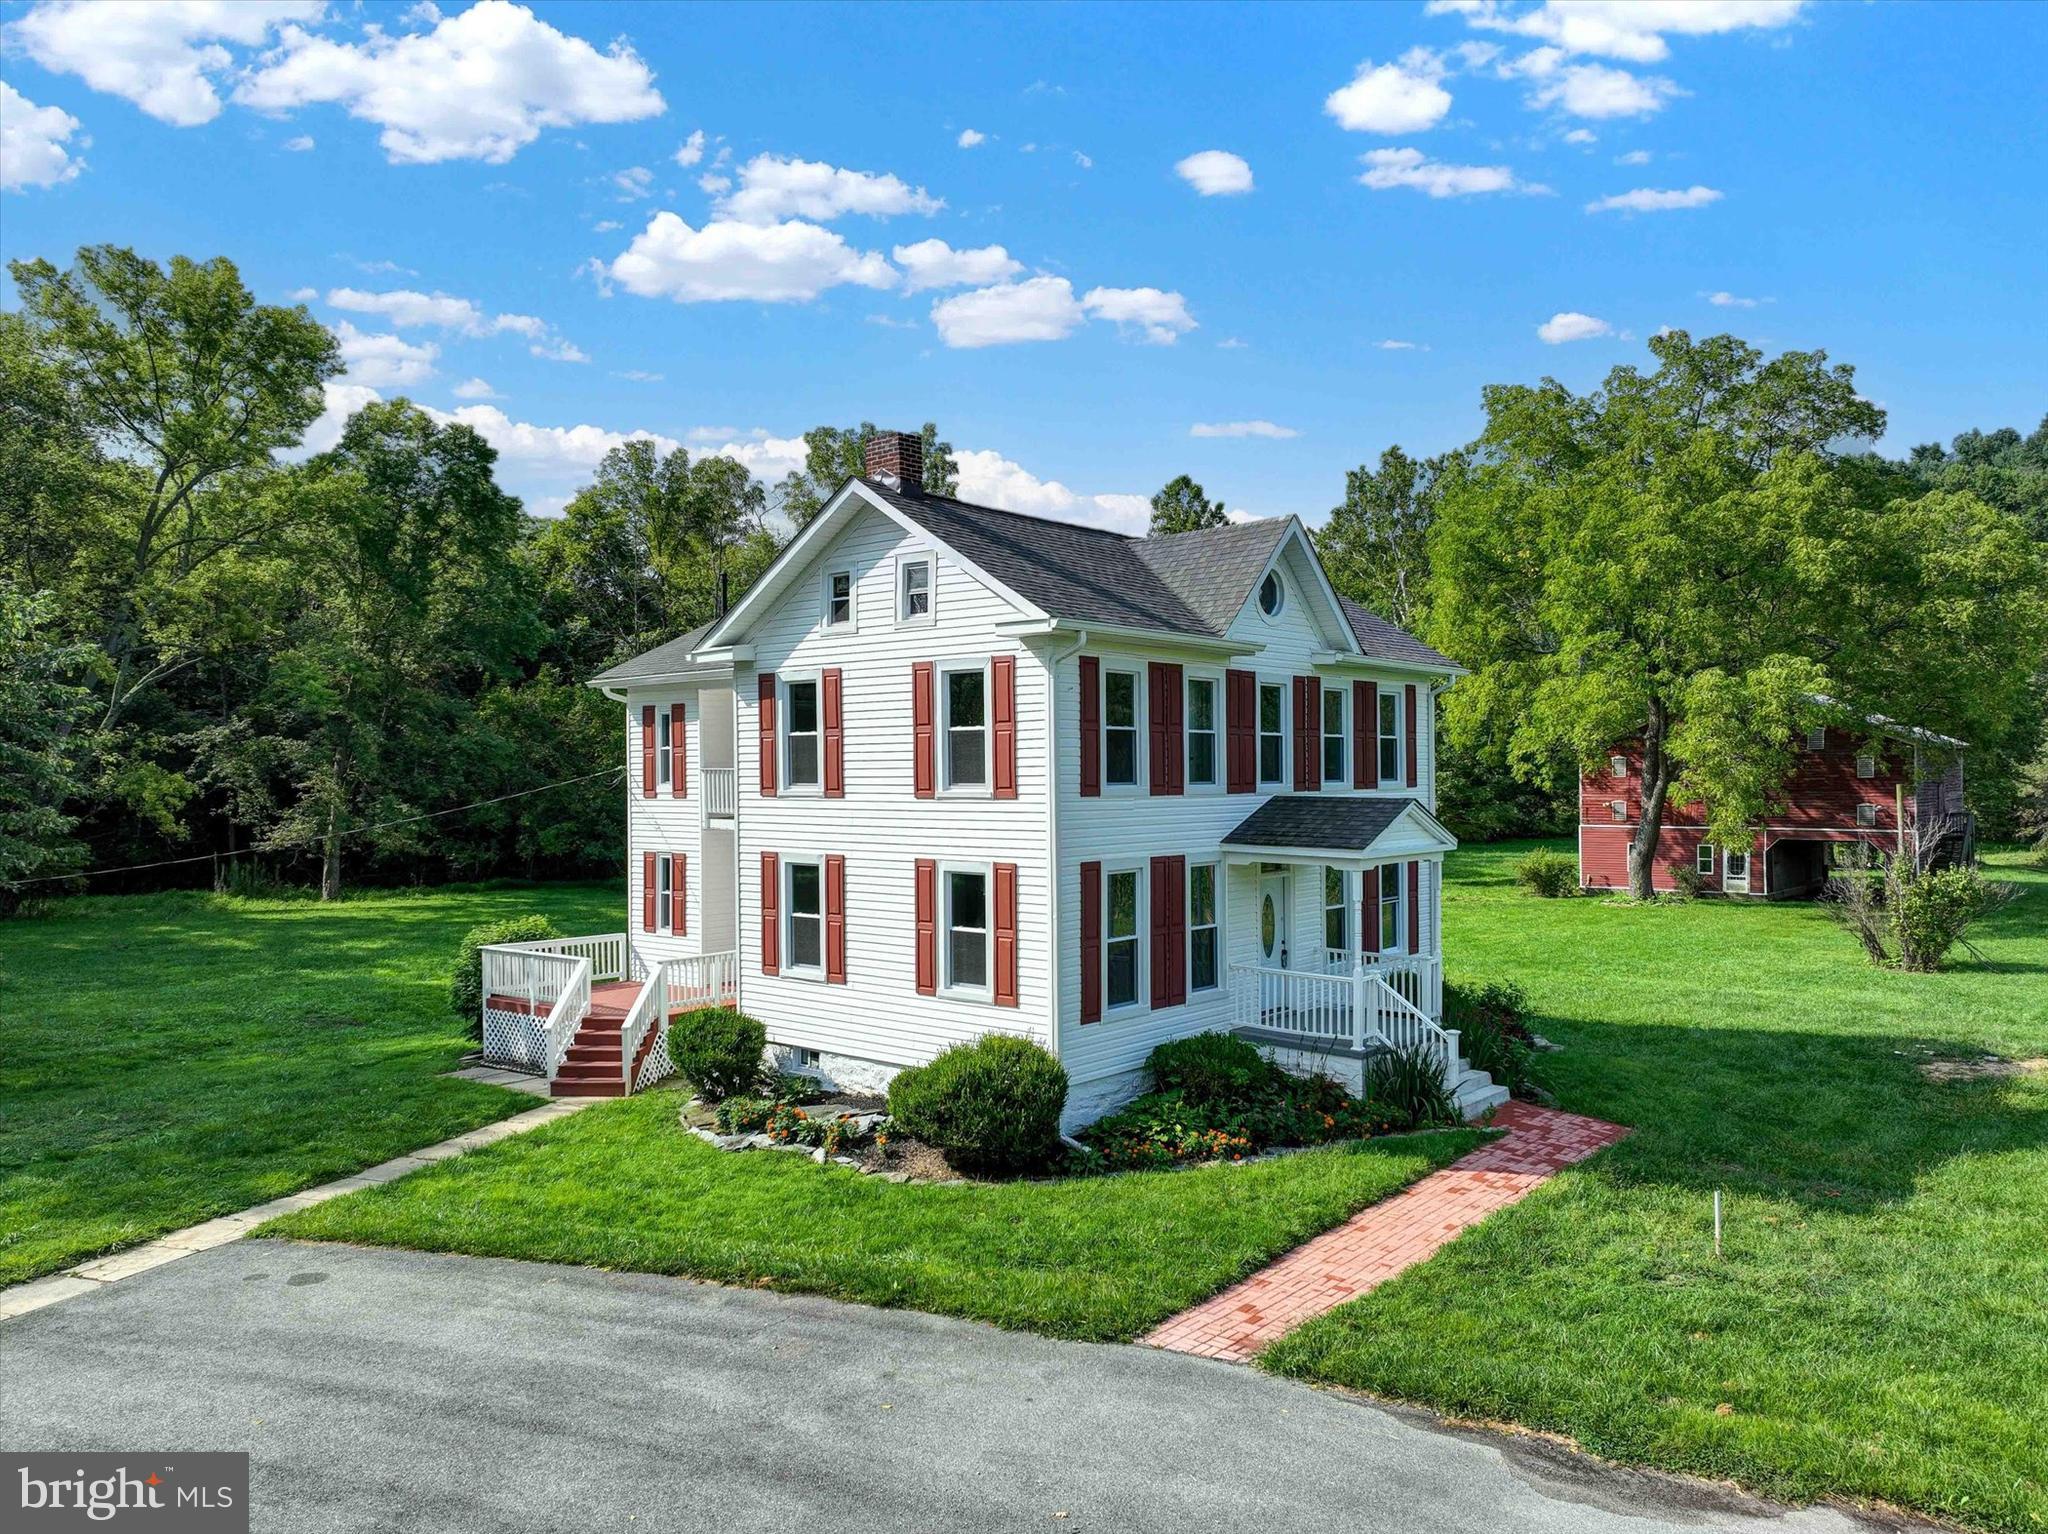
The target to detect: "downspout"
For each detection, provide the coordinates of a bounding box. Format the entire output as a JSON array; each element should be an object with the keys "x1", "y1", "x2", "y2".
[{"x1": 1041, "y1": 630, "x2": 1089, "y2": 1066}]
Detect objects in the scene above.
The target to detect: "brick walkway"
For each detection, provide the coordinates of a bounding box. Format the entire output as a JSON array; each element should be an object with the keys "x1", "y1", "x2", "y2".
[{"x1": 1142, "y1": 1102, "x2": 1630, "y2": 1363}]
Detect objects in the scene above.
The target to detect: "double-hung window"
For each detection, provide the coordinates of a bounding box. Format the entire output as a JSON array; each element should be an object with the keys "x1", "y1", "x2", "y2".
[
  {"x1": 899, "y1": 558, "x2": 932, "y2": 623},
  {"x1": 656, "y1": 854, "x2": 675, "y2": 934},
  {"x1": 1105, "y1": 868, "x2": 1141, "y2": 1009},
  {"x1": 1186, "y1": 677, "x2": 1218, "y2": 787},
  {"x1": 1258, "y1": 683, "x2": 1284, "y2": 785},
  {"x1": 945, "y1": 869, "x2": 988, "y2": 992},
  {"x1": 1378, "y1": 692, "x2": 1401, "y2": 785},
  {"x1": 943, "y1": 666, "x2": 987, "y2": 789},
  {"x1": 825, "y1": 570, "x2": 853, "y2": 628},
  {"x1": 1104, "y1": 669, "x2": 1139, "y2": 787},
  {"x1": 1378, "y1": 868, "x2": 1403, "y2": 952},
  {"x1": 786, "y1": 860, "x2": 823, "y2": 973},
  {"x1": 656, "y1": 706, "x2": 674, "y2": 790},
  {"x1": 1324, "y1": 867, "x2": 1347, "y2": 954},
  {"x1": 1696, "y1": 843, "x2": 1716, "y2": 875},
  {"x1": 1322, "y1": 688, "x2": 1347, "y2": 784},
  {"x1": 1189, "y1": 864, "x2": 1219, "y2": 992},
  {"x1": 784, "y1": 679, "x2": 820, "y2": 789}
]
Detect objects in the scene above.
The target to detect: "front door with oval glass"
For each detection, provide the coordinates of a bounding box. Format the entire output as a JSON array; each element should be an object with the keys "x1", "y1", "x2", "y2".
[{"x1": 1258, "y1": 872, "x2": 1290, "y2": 967}]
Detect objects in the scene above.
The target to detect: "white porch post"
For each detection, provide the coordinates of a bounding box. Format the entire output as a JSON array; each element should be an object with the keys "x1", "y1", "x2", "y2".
[{"x1": 1350, "y1": 957, "x2": 1369, "y2": 1050}]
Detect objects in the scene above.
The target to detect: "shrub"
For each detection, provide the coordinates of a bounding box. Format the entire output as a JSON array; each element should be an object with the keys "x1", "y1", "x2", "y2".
[
  {"x1": 450, "y1": 915, "x2": 562, "y2": 1038},
  {"x1": 1826, "y1": 847, "x2": 2017, "y2": 972},
  {"x1": 1666, "y1": 861, "x2": 1705, "y2": 901},
  {"x1": 1365, "y1": 1045, "x2": 1458, "y2": 1131},
  {"x1": 1513, "y1": 847, "x2": 1578, "y2": 898},
  {"x1": 670, "y1": 1007, "x2": 768, "y2": 1101},
  {"x1": 1083, "y1": 1073, "x2": 1397, "y2": 1171},
  {"x1": 1446, "y1": 978, "x2": 1540, "y2": 1098},
  {"x1": 1147, "y1": 1031, "x2": 1278, "y2": 1107},
  {"x1": 887, "y1": 1035, "x2": 1069, "y2": 1175}
]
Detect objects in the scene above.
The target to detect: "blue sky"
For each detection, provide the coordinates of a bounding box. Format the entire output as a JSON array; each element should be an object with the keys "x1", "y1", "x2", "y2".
[{"x1": 3, "y1": 0, "x2": 2043, "y2": 527}]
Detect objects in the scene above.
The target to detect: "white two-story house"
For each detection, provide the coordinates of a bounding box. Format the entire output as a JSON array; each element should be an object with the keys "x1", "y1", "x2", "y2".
[{"x1": 477, "y1": 431, "x2": 1503, "y2": 1123}]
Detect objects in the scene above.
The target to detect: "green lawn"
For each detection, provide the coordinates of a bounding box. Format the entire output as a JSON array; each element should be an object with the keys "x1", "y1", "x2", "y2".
[
  {"x1": 261, "y1": 1097, "x2": 1481, "y2": 1342},
  {"x1": 1263, "y1": 844, "x2": 2048, "y2": 1533},
  {"x1": 0, "y1": 881, "x2": 617, "y2": 1286}
]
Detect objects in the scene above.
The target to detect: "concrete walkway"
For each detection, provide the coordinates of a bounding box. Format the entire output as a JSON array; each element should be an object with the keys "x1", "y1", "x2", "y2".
[
  {"x1": 2, "y1": 1241, "x2": 1905, "y2": 1534},
  {"x1": 1145, "y1": 1102, "x2": 1630, "y2": 1361},
  {"x1": 0, "y1": 1095, "x2": 592, "y2": 1323}
]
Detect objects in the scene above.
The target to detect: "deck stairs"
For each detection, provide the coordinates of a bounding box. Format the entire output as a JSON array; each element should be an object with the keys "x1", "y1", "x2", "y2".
[{"x1": 547, "y1": 981, "x2": 661, "y2": 1099}]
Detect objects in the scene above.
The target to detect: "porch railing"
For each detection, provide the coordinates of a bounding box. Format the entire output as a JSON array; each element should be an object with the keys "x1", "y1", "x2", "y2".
[
  {"x1": 1231, "y1": 960, "x2": 1458, "y2": 1085},
  {"x1": 1321, "y1": 948, "x2": 1443, "y2": 1019},
  {"x1": 479, "y1": 945, "x2": 592, "y2": 1078},
  {"x1": 492, "y1": 931, "x2": 628, "y2": 983},
  {"x1": 702, "y1": 767, "x2": 738, "y2": 820}
]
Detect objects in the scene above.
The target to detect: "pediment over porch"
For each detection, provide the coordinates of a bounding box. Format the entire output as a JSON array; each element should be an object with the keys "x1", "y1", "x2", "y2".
[{"x1": 1218, "y1": 795, "x2": 1457, "y2": 869}]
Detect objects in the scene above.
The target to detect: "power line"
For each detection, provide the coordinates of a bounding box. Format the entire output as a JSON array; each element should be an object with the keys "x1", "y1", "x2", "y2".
[{"x1": 11, "y1": 765, "x2": 627, "y2": 887}]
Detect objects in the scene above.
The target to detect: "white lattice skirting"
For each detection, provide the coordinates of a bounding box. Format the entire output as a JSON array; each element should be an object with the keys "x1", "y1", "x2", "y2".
[
  {"x1": 634, "y1": 1023, "x2": 677, "y2": 1092},
  {"x1": 483, "y1": 1007, "x2": 549, "y2": 1073}
]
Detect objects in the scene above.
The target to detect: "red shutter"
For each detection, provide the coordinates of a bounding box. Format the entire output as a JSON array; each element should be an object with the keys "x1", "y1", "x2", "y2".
[
  {"x1": 1353, "y1": 680, "x2": 1374, "y2": 789},
  {"x1": 1226, "y1": 669, "x2": 1255, "y2": 793},
  {"x1": 825, "y1": 854, "x2": 846, "y2": 983},
  {"x1": 992, "y1": 655, "x2": 1017, "y2": 800},
  {"x1": 1405, "y1": 683, "x2": 1419, "y2": 789},
  {"x1": 640, "y1": 706, "x2": 656, "y2": 798},
  {"x1": 914, "y1": 858, "x2": 937, "y2": 995},
  {"x1": 642, "y1": 851, "x2": 656, "y2": 932},
  {"x1": 912, "y1": 662, "x2": 935, "y2": 799},
  {"x1": 1360, "y1": 865, "x2": 1381, "y2": 954},
  {"x1": 1078, "y1": 655, "x2": 1100, "y2": 797},
  {"x1": 1149, "y1": 662, "x2": 1183, "y2": 796},
  {"x1": 1151, "y1": 854, "x2": 1186, "y2": 1008},
  {"x1": 1293, "y1": 676, "x2": 1320, "y2": 791},
  {"x1": 993, "y1": 862, "x2": 1018, "y2": 1007},
  {"x1": 1079, "y1": 860, "x2": 1102, "y2": 1023},
  {"x1": 675, "y1": 702, "x2": 690, "y2": 797},
  {"x1": 757, "y1": 674, "x2": 777, "y2": 796},
  {"x1": 822, "y1": 668, "x2": 844, "y2": 798},
  {"x1": 1408, "y1": 860, "x2": 1422, "y2": 954},
  {"x1": 759, "y1": 852, "x2": 780, "y2": 975},
  {"x1": 671, "y1": 853, "x2": 687, "y2": 936}
]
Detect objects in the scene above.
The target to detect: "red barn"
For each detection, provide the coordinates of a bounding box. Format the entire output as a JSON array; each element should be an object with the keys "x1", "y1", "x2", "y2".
[{"x1": 1579, "y1": 717, "x2": 1971, "y2": 898}]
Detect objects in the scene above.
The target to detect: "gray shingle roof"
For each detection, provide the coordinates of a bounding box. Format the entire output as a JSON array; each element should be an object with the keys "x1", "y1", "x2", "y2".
[
  {"x1": 587, "y1": 621, "x2": 716, "y2": 685},
  {"x1": 1337, "y1": 595, "x2": 1457, "y2": 670},
  {"x1": 1221, "y1": 795, "x2": 1417, "y2": 851}
]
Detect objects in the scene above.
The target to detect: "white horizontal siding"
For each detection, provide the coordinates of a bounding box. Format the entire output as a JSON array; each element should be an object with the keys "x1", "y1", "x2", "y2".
[
  {"x1": 733, "y1": 504, "x2": 1053, "y2": 1068},
  {"x1": 622, "y1": 685, "x2": 710, "y2": 967}
]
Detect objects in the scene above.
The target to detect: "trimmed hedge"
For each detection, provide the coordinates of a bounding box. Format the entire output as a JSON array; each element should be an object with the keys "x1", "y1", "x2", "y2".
[
  {"x1": 887, "y1": 1035, "x2": 1069, "y2": 1175},
  {"x1": 670, "y1": 1007, "x2": 767, "y2": 1101},
  {"x1": 1147, "y1": 1031, "x2": 1276, "y2": 1108},
  {"x1": 451, "y1": 915, "x2": 562, "y2": 1037}
]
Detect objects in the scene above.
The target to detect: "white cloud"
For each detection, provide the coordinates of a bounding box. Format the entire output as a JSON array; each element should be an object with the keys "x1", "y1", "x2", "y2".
[
  {"x1": 1511, "y1": 51, "x2": 1681, "y2": 118},
  {"x1": 282, "y1": 133, "x2": 315, "y2": 151},
  {"x1": 697, "y1": 172, "x2": 730, "y2": 195},
  {"x1": 301, "y1": 380, "x2": 385, "y2": 454},
  {"x1": 529, "y1": 338, "x2": 589, "y2": 363},
  {"x1": 1705, "y1": 290, "x2": 1766, "y2": 307},
  {"x1": 1073, "y1": 150, "x2": 1093, "y2": 169},
  {"x1": 332, "y1": 321, "x2": 438, "y2": 387},
  {"x1": 607, "y1": 212, "x2": 897, "y2": 304},
  {"x1": 431, "y1": 402, "x2": 680, "y2": 473},
  {"x1": 1585, "y1": 184, "x2": 1722, "y2": 212},
  {"x1": 931, "y1": 276, "x2": 1085, "y2": 348},
  {"x1": 610, "y1": 165, "x2": 654, "y2": 200},
  {"x1": 612, "y1": 369, "x2": 663, "y2": 382},
  {"x1": 956, "y1": 128, "x2": 985, "y2": 148},
  {"x1": 1358, "y1": 147, "x2": 1538, "y2": 198},
  {"x1": 705, "y1": 433, "x2": 809, "y2": 484},
  {"x1": 1428, "y1": 1, "x2": 1806, "y2": 65},
  {"x1": 1537, "y1": 311, "x2": 1613, "y2": 343},
  {"x1": 718, "y1": 153, "x2": 942, "y2": 223},
  {"x1": 1190, "y1": 421, "x2": 1299, "y2": 439},
  {"x1": 0, "y1": 81, "x2": 85, "y2": 190},
  {"x1": 452, "y1": 377, "x2": 500, "y2": 399},
  {"x1": 287, "y1": 287, "x2": 318, "y2": 302},
  {"x1": 234, "y1": 0, "x2": 665, "y2": 164},
  {"x1": 1616, "y1": 148, "x2": 1652, "y2": 165},
  {"x1": 1217, "y1": 337, "x2": 1249, "y2": 350},
  {"x1": 1563, "y1": 127, "x2": 1596, "y2": 145},
  {"x1": 1082, "y1": 286, "x2": 1197, "y2": 345},
  {"x1": 953, "y1": 448, "x2": 1149, "y2": 533},
  {"x1": 1326, "y1": 50, "x2": 1453, "y2": 133},
  {"x1": 891, "y1": 238, "x2": 1023, "y2": 293},
  {"x1": 673, "y1": 128, "x2": 705, "y2": 167},
  {"x1": 10, "y1": 0, "x2": 319, "y2": 127},
  {"x1": 1376, "y1": 339, "x2": 1427, "y2": 350},
  {"x1": 593, "y1": 219, "x2": 621, "y2": 232},
  {"x1": 1175, "y1": 149, "x2": 1254, "y2": 196},
  {"x1": 324, "y1": 287, "x2": 561, "y2": 351}
]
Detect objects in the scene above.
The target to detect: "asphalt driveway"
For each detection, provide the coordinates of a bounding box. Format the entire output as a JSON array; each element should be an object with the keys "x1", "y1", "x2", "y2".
[{"x1": 2, "y1": 1241, "x2": 1909, "y2": 1534}]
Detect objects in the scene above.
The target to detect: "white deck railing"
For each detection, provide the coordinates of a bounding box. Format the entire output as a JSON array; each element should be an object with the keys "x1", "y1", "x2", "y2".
[
  {"x1": 490, "y1": 931, "x2": 628, "y2": 982},
  {"x1": 1232, "y1": 960, "x2": 1458, "y2": 1085},
  {"x1": 480, "y1": 945, "x2": 592, "y2": 1079},
  {"x1": 702, "y1": 767, "x2": 737, "y2": 820},
  {"x1": 1321, "y1": 948, "x2": 1442, "y2": 1019}
]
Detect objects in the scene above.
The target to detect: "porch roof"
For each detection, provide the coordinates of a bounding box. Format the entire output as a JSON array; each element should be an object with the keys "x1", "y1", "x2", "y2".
[{"x1": 1219, "y1": 794, "x2": 1457, "y2": 865}]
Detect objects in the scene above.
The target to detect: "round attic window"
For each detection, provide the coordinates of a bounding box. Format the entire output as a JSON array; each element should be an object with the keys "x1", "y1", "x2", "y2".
[{"x1": 1258, "y1": 571, "x2": 1284, "y2": 617}]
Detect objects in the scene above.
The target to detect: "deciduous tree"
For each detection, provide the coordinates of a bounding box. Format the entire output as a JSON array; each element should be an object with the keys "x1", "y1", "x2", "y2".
[{"x1": 1147, "y1": 474, "x2": 1226, "y2": 536}]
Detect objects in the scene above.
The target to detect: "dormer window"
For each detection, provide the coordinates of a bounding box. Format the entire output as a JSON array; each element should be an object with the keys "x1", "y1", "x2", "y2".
[{"x1": 1257, "y1": 571, "x2": 1284, "y2": 618}]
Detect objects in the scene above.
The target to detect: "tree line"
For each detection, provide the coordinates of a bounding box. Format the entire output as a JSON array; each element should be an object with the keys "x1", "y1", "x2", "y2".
[{"x1": 4, "y1": 244, "x2": 2044, "y2": 907}]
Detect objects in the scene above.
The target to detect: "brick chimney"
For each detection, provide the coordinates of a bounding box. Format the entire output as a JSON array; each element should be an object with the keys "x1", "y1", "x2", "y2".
[{"x1": 863, "y1": 429, "x2": 924, "y2": 493}]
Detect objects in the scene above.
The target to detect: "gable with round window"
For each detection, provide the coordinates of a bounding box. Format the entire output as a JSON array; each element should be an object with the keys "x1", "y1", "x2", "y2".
[{"x1": 1257, "y1": 570, "x2": 1285, "y2": 618}]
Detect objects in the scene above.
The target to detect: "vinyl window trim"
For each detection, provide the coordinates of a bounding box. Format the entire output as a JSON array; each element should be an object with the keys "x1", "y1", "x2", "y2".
[
  {"x1": 1378, "y1": 690, "x2": 1403, "y2": 788},
  {"x1": 780, "y1": 673, "x2": 823, "y2": 796},
  {"x1": 1188, "y1": 861, "x2": 1221, "y2": 993},
  {"x1": 938, "y1": 658, "x2": 993, "y2": 798},
  {"x1": 1100, "y1": 664, "x2": 1144, "y2": 793},
  {"x1": 1102, "y1": 862, "x2": 1146, "y2": 1015},
  {"x1": 822, "y1": 568, "x2": 855, "y2": 629},
  {"x1": 1257, "y1": 680, "x2": 1286, "y2": 787},
  {"x1": 1184, "y1": 670, "x2": 1223, "y2": 793},
  {"x1": 1321, "y1": 686, "x2": 1348, "y2": 786},
  {"x1": 782, "y1": 855, "x2": 826, "y2": 980},
  {"x1": 896, "y1": 554, "x2": 935, "y2": 628},
  {"x1": 939, "y1": 860, "x2": 994, "y2": 1002}
]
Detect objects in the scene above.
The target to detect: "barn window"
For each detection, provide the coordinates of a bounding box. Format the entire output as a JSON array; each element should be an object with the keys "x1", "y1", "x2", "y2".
[
  {"x1": 1609, "y1": 800, "x2": 1627, "y2": 822},
  {"x1": 1696, "y1": 843, "x2": 1715, "y2": 875},
  {"x1": 1609, "y1": 754, "x2": 1627, "y2": 778},
  {"x1": 1856, "y1": 752, "x2": 1877, "y2": 779},
  {"x1": 1805, "y1": 726, "x2": 1827, "y2": 751},
  {"x1": 1857, "y1": 803, "x2": 1878, "y2": 828}
]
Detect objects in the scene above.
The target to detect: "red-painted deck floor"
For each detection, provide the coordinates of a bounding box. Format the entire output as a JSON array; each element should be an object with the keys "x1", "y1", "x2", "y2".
[{"x1": 1142, "y1": 1102, "x2": 1630, "y2": 1363}]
